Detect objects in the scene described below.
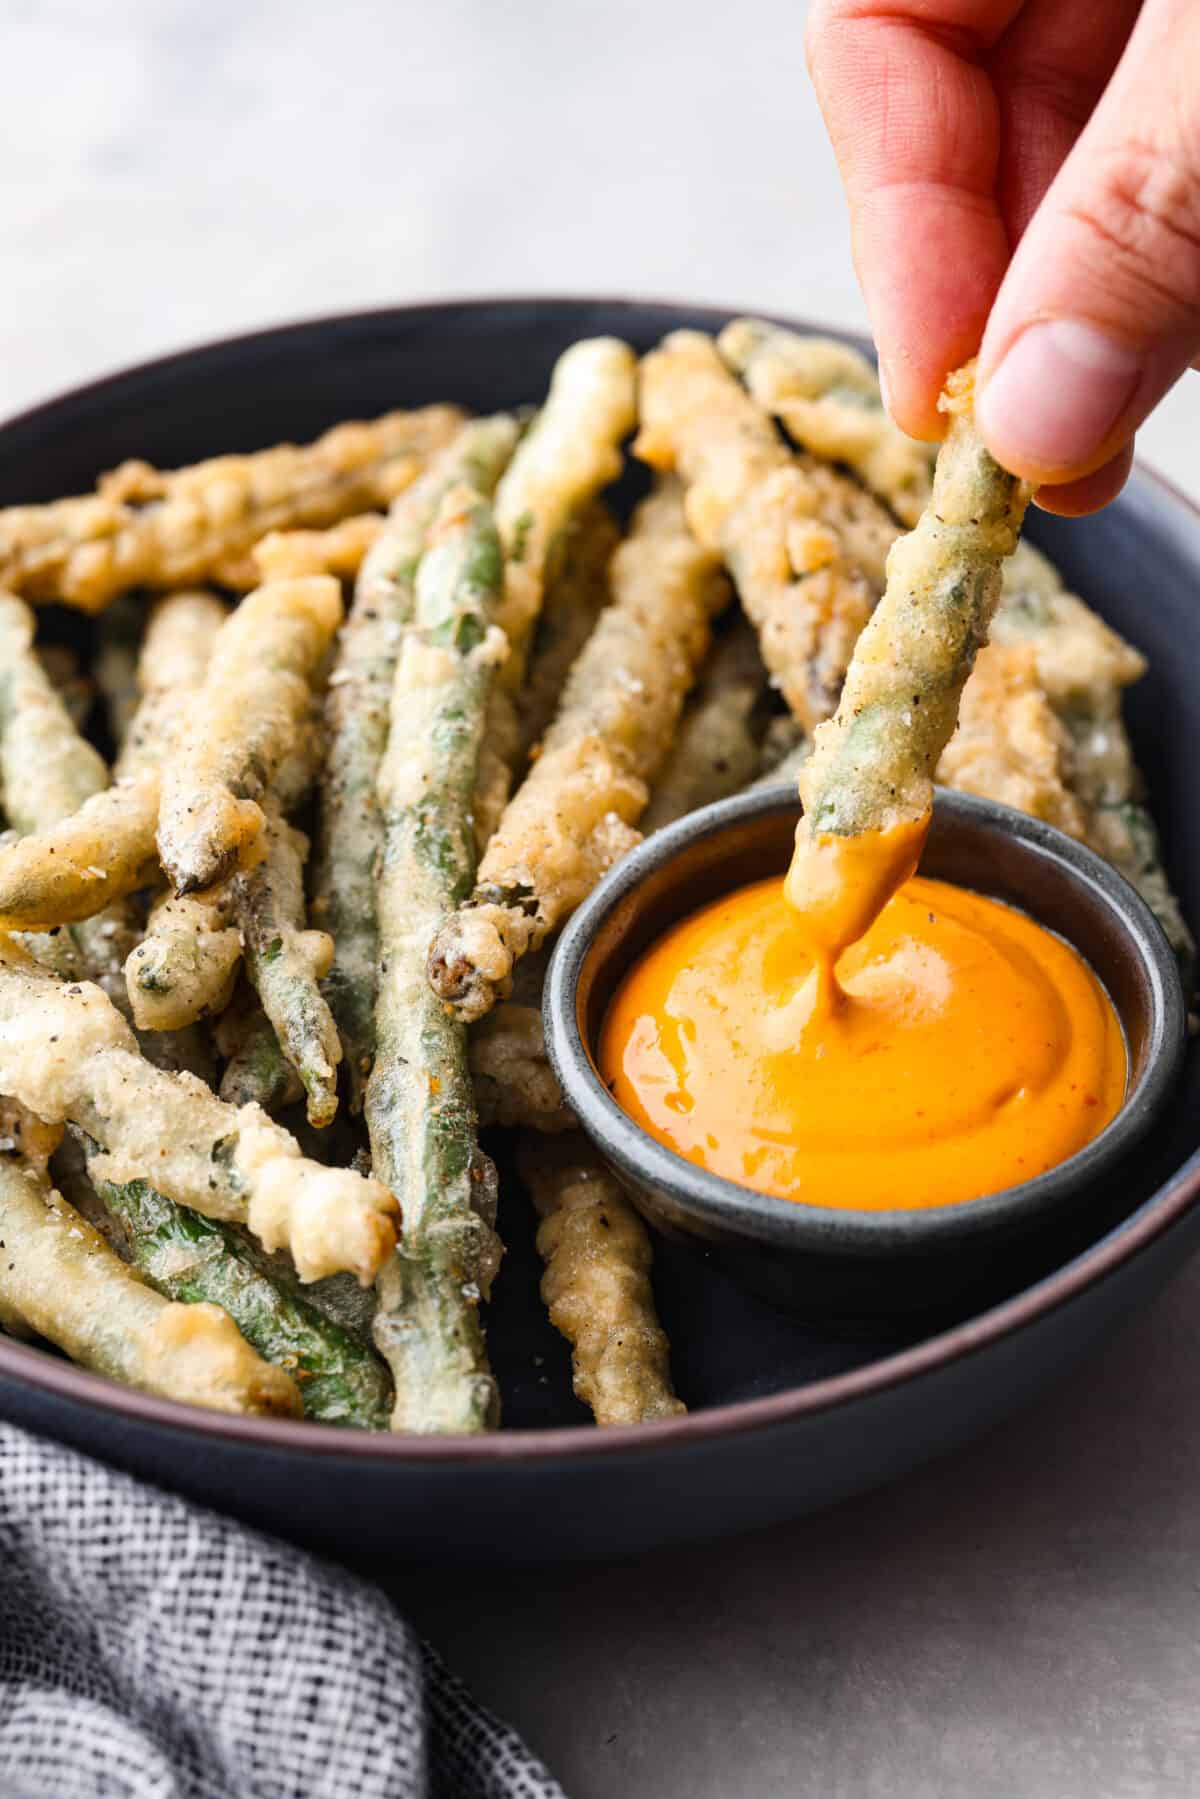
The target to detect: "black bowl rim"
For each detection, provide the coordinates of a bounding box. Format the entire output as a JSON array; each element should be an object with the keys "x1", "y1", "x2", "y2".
[
  {"x1": 546, "y1": 786, "x2": 1187, "y2": 1257},
  {"x1": 0, "y1": 294, "x2": 1196, "y2": 1468}
]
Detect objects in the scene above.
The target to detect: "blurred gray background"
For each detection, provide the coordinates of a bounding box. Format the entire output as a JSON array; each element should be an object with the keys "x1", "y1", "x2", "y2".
[
  {"x1": 6, "y1": 6, "x2": 1200, "y2": 1797},
  {"x1": 4, "y1": 0, "x2": 1195, "y2": 493}
]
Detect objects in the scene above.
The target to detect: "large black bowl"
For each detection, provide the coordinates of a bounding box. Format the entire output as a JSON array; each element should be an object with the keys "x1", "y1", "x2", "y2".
[{"x1": 1, "y1": 297, "x2": 1198, "y2": 1566}]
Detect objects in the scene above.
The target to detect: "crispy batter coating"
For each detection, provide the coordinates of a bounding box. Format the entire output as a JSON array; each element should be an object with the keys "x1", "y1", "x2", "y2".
[
  {"x1": 469, "y1": 341, "x2": 635, "y2": 850},
  {"x1": 126, "y1": 889, "x2": 242, "y2": 1030},
  {"x1": 514, "y1": 501, "x2": 620, "y2": 761},
  {"x1": 314, "y1": 417, "x2": 519, "y2": 1112},
  {"x1": 0, "y1": 1096, "x2": 63, "y2": 1170},
  {"x1": 718, "y1": 319, "x2": 936, "y2": 527},
  {"x1": 233, "y1": 802, "x2": 340, "y2": 1129},
  {"x1": 0, "y1": 595, "x2": 109, "y2": 830},
  {"x1": 994, "y1": 541, "x2": 1147, "y2": 701},
  {"x1": 0, "y1": 594, "x2": 147, "y2": 1001},
  {"x1": 494, "y1": 337, "x2": 636, "y2": 689},
  {"x1": 469, "y1": 1004, "x2": 575, "y2": 1133},
  {"x1": 93, "y1": 595, "x2": 144, "y2": 748},
  {"x1": 794, "y1": 363, "x2": 1031, "y2": 842},
  {"x1": 0, "y1": 591, "x2": 228, "y2": 933},
  {"x1": 0, "y1": 406, "x2": 463, "y2": 612},
  {"x1": 635, "y1": 332, "x2": 881, "y2": 728},
  {"x1": 641, "y1": 619, "x2": 769, "y2": 832},
  {"x1": 219, "y1": 1003, "x2": 305, "y2": 1113},
  {"x1": 994, "y1": 543, "x2": 1192, "y2": 973},
  {"x1": 938, "y1": 643, "x2": 1086, "y2": 837},
  {"x1": 0, "y1": 776, "x2": 160, "y2": 929},
  {"x1": 0, "y1": 1156, "x2": 301, "y2": 1415},
  {"x1": 37, "y1": 644, "x2": 95, "y2": 734},
  {"x1": 117, "y1": 589, "x2": 228, "y2": 777},
  {"x1": 158, "y1": 574, "x2": 341, "y2": 892},
  {"x1": 519, "y1": 1134, "x2": 685, "y2": 1425},
  {"x1": 429, "y1": 483, "x2": 729, "y2": 1021},
  {"x1": 366, "y1": 484, "x2": 507, "y2": 1433},
  {"x1": 0, "y1": 940, "x2": 397, "y2": 1282},
  {"x1": 219, "y1": 511, "x2": 386, "y2": 588}
]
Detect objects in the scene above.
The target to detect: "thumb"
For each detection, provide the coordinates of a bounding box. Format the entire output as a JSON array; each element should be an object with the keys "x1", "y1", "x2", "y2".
[{"x1": 977, "y1": 0, "x2": 1200, "y2": 488}]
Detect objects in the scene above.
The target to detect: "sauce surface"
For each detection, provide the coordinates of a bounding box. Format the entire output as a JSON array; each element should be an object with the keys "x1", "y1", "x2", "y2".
[{"x1": 599, "y1": 874, "x2": 1126, "y2": 1211}]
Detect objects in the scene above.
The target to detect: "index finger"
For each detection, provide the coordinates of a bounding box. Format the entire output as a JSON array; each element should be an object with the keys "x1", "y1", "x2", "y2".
[{"x1": 806, "y1": 0, "x2": 1021, "y2": 437}]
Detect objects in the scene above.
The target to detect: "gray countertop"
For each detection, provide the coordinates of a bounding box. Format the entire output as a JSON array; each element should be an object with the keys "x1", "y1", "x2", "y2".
[
  {"x1": 6, "y1": 4, "x2": 1200, "y2": 1793},
  {"x1": 394, "y1": 1261, "x2": 1200, "y2": 1797}
]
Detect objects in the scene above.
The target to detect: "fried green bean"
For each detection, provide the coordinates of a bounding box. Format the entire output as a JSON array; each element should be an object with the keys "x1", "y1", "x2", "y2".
[
  {"x1": 518, "y1": 1134, "x2": 685, "y2": 1426},
  {"x1": 992, "y1": 543, "x2": 1193, "y2": 975},
  {"x1": 788, "y1": 363, "x2": 1031, "y2": 933},
  {"x1": 93, "y1": 594, "x2": 144, "y2": 748},
  {"x1": 938, "y1": 642, "x2": 1086, "y2": 837},
  {"x1": 0, "y1": 941, "x2": 398, "y2": 1283},
  {"x1": 470, "y1": 1004, "x2": 575, "y2": 1133},
  {"x1": 0, "y1": 593, "x2": 146, "y2": 1001},
  {"x1": 429, "y1": 483, "x2": 729, "y2": 1022},
  {"x1": 494, "y1": 337, "x2": 637, "y2": 690},
  {"x1": 0, "y1": 592, "x2": 226, "y2": 934},
  {"x1": 635, "y1": 331, "x2": 882, "y2": 729},
  {"x1": 0, "y1": 595, "x2": 108, "y2": 827},
  {"x1": 86, "y1": 1161, "x2": 391, "y2": 1428},
  {"x1": 37, "y1": 644, "x2": 95, "y2": 735},
  {"x1": 219, "y1": 1002, "x2": 305, "y2": 1113},
  {"x1": 514, "y1": 501, "x2": 619, "y2": 762},
  {"x1": 366, "y1": 484, "x2": 507, "y2": 1432},
  {"x1": 313, "y1": 416, "x2": 519, "y2": 1111},
  {"x1": 234, "y1": 802, "x2": 340, "y2": 1128},
  {"x1": 117, "y1": 590, "x2": 228, "y2": 777},
  {"x1": 641, "y1": 619, "x2": 769, "y2": 832},
  {"x1": 158, "y1": 574, "x2": 342, "y2": 893},
  {"x1": 718, "y1": 318, "x2": 936, "y2": 527},
  {"x1": 126, "y1": 889, "x2": 241, "y2": 1030},
  {"x1": 218, "y1": 511, "x2": 386, "y2": 589},
  {"x1": 0, "y1": 406, "x2": 464, "y2": 612},
  {"x1": 0, "y1": 1156, "x2": 302, "y2": 1416}
]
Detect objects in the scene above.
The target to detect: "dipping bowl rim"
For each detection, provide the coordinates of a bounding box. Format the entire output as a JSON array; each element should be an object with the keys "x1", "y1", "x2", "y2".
[{"x1": 545, "y1": 784, "x2": 1188, "y2": 1259}]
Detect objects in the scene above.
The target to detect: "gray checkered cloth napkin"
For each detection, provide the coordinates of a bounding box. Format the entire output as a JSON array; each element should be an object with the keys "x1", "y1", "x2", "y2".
[{"x1": 0, "y1": 1422, "x2": 565, "y2": 1799}]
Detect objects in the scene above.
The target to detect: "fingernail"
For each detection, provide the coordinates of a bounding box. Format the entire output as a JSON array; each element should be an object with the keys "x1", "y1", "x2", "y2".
[
  {"x1": 877, "y1": 355, "x2": 894, "y2": 417},
  {"x1": 977, "y1": 320, "x2": 1142, "y2": 473}
]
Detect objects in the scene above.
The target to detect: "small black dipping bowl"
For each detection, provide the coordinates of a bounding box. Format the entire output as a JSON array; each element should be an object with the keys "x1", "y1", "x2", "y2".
[{"x1": 545, "y1": 786, "x2": 1187, "y2": 1324}]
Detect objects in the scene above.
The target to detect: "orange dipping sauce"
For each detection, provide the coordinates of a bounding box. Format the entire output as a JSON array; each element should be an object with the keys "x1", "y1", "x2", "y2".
[{"x1": 598, "y1": 873, "x2": 1126, "y2": 1211}]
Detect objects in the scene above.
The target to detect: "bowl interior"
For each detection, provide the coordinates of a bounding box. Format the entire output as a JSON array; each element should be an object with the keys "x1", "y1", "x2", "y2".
[{"x1": 0, "y1": 299, "x2": 1198, "y2": 1468}]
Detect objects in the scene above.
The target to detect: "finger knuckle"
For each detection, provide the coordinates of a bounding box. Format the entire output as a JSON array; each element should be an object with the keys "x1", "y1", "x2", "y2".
[{"x1": 1067, "y1": 137, "x2": 1200, "y2": 325}]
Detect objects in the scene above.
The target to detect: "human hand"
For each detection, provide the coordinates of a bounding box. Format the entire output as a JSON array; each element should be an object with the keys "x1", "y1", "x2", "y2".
[{"x1": 806, "y1": 0, "x2": 1200, "y2": 513}]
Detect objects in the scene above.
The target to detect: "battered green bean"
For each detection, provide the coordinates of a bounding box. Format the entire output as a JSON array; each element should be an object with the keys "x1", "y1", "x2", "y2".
[
  {"x1": 219, "y1": 1003, "x2": 305, "y2": 1113},
  {"x1": 718, "y1": 318, "x2": 936, "y2": 527},
  {"x1": 429, "y1": 483, "x2": 729, "y2": 1022},
  {"x1": 235, "y1": 802, "x2": 341, "y2": 1128},
  {"x1": 0, "y1": 940, "x2": 398, "y2": 1283},
  {"x1": 0, "y1": 1155, "x2": 301, "y2": 1416},
  {"x1": 635, "y1": 331, "x2": 881, "y2": 729},
  {"x1": 366, "y1": 484, "x2": 507, "y2": 1432},
  {"x1": 0, "y1": 405, "x2": 464, "y2": 611},
  {"x1": 519, "y1": 1133, "x2": 685, "y2": 1426},
  {"x1": 790, "y1": 365, "x2": 1030, "y2": 889},
  {"x1": 313, "y1": 416, "x2": 519, "y2": 1111},
  {"x1": 514, "y1": 501, "x2": 619, "y2": 762},
  {"x1": 493, "y1": 337, "x2": 636, "y2": 690},
  {"x1": 158, "y1": 575, "x2": 343, "y2": 894},
  {"x1": 641, "y1": 620, "x2": 770, "y2": 832},
  {"x1": 86, "y1": 1160, "x2": 391, "y2": 1427}
]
